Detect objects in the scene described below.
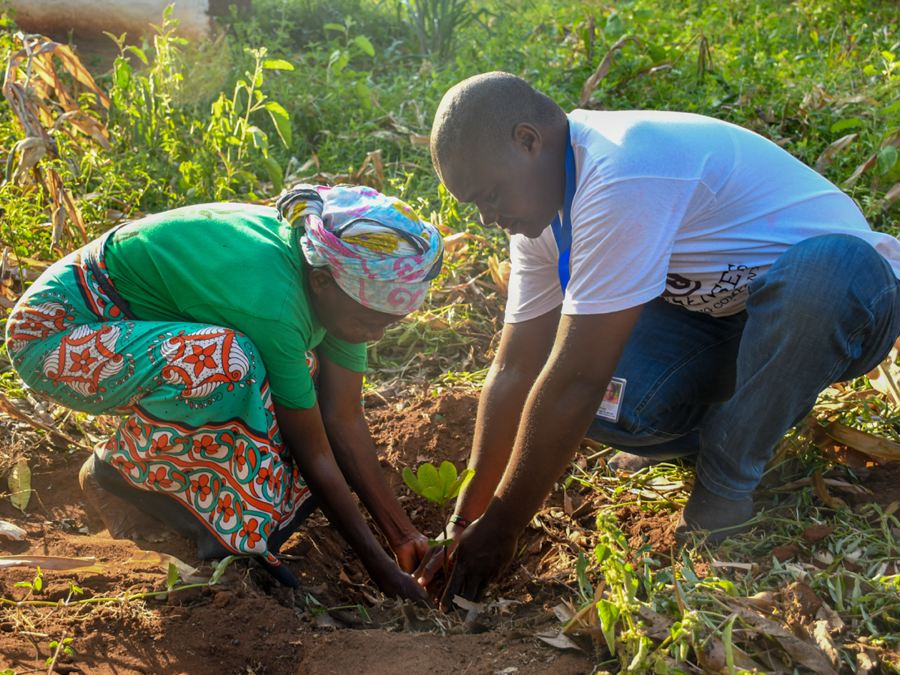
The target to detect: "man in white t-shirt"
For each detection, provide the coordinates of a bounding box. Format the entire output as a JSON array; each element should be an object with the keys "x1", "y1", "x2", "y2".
[{"x1": 416, "y1": 71, "x2": 900, "y2": 605}]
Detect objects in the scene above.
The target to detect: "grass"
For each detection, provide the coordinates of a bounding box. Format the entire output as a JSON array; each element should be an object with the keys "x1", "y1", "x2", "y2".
[{"x1": 0, "y1": 0, "x2": 898, "y2": 671}]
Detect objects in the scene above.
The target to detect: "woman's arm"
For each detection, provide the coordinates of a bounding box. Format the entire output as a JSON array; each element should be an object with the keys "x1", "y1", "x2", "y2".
[
  {"x1": 316, "y1": 356, "x2": 428, "y2": 572},
  {"x1": 274, "y1": 402, "x2": 429, "y2": 604}
]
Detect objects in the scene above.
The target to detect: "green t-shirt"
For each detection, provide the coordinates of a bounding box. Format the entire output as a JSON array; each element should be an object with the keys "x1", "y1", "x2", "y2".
[{"x1": 104, "y1": 202, "x2": 367, "y2": 409}]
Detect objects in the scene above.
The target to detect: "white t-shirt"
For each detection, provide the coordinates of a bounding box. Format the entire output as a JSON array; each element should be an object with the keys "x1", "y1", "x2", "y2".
[{"x1": 505, "y1": 110, "x2": 900, "y2": 322}]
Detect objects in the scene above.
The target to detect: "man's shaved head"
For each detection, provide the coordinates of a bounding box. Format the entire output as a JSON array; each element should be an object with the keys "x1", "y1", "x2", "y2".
[{"x1": 430, "y1": 71, "x2": 567, "y2": 180}]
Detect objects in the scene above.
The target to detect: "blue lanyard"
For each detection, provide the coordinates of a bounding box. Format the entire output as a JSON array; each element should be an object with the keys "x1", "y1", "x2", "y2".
[{"x1": 550, "y1": 129, "x2": 576, "y2": 294}]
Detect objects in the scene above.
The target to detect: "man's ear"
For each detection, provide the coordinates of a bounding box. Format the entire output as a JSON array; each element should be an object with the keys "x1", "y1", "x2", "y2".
[{"x1": 512, "y1": 122, "x2": 543, "y2": 156}]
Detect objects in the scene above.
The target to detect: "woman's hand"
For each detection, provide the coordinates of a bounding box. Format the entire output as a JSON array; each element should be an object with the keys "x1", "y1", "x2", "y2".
[
  {"x1": 414, "y1": 522, "x2": 467, "y2": 589},
  {"x1": 390, "y1": 529, "x2": 430, "y2": 573},
  {"x1": 371, "y1": 561, "x2": 432, "y2": 606}
]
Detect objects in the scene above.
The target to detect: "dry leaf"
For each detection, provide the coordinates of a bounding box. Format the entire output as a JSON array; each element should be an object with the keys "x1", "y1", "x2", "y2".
[
  {"x1": 536, "y1": 631, "x2": 582, "y2": 651},
  {"x1": 727, "y1": 604, "x2": 838, "y2": 675},
  {"x1": 813, "y1": 620, "x2": 840, "y2": 669},
  {"x1": 0, "y1": 519, "x2": 27, "y2": 541},
  {"x1": 815, "y1": 133, "x2": 857, "y2": 172},
  {"x1": 0, "y1": 555, "x2": 102, "y2": 572},
  {"x1": 443, "y1": 232, "x2": 473, "y2": 256},
  {"x1": 883, "y1": 182, "x2": 900, "y2": 210},
  {"x1": 487, "y1": 255, "x2": 511, "y2": 296},
  {"x1": 580, "y1": 35, "x2": 642, "y2": 106},
  {"x1": 8, "y1": 457, "x2": 32, "y2": 512},
  {"x1": 822, "y1": 422, "x2": 900, "y2": 463},
  {"x1": 867, "y1": 345, "x2": 900, "y2": 406},
  {"x1": 813, "y1": 473, "x2": 847, "y2": 509}
]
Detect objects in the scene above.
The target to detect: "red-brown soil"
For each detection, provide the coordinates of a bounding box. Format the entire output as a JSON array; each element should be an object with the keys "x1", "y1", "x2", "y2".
[{"x1": 1, "y1": 391, "x2": 602, "y2": 674}]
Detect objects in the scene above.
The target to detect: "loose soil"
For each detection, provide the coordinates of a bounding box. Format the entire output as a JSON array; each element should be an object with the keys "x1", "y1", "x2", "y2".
[
  {"x1": 1, "y1": 391, "x2": 612, "y2": 674},
  {"x1": 3, "y1": 390, "x2": 895, "y2": 673}
]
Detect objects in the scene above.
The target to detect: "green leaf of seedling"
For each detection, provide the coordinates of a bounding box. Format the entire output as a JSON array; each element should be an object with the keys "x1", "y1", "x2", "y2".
[
  {"x1": 265, "y1": 101, "x2": 292, "y2": 148},
  {"x1": 402, "y1": 466, "x2": 423, "y2": 496},
  {"x1": 450, "y1": 468, "x2": 474, "y2": 498},
  {"x1": 596, "y1": 598, "x2": 620, "y2": 656},
  {"x1": 353, "y1": 35, "x2": 375, "y2": 57},
  {"x1": 416, "y1": 462, "x2": 441, "y2": 503},
  {"x1": 323, "y1": 23, "x2": 346, "y2": 34},
  {"x1": 438, "y1": 460, "x2": 458, "y2": 497},
  {"x1": 263, "y1": 58, "x2": 294, "y2": 71},
  {"x1": 427, "y1": 537, "x2": 453, "y2": 547},
  {"x1": 166, "y1": 562, "x2": 180, "y2": 591}
]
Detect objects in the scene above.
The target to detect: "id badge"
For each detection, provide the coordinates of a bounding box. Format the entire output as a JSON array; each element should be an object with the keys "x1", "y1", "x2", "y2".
[{"x1": 596, "y1": 377, "x2": 626, "y2": 423}]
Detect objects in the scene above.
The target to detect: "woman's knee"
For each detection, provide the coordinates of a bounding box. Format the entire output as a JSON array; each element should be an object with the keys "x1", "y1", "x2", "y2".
[{"x1": 153, "y1": 326, "x2": 267, "y2": 404}]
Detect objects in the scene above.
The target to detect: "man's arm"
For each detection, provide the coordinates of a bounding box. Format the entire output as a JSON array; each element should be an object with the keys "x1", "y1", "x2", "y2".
[
  {"x1": 316, "y1": 355, "x2": 428, "y2": 572},
  {"x1": 456, "y1": 305, "x2": 561, "y2": 521},
  {"x1": 274, "y1": 403, "x2": 429, "y2": 604},
  {"x1": 414, "y1": 306, "x2": 559, "y2": 585},
  {"x1": 442, "y1": 305, "x2": 643, "y2": 604}
]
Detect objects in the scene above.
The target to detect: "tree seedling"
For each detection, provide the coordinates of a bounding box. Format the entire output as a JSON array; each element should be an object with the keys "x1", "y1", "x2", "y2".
[{"x1": 402, "y1": 460, "x2": 474, "y2": 546}]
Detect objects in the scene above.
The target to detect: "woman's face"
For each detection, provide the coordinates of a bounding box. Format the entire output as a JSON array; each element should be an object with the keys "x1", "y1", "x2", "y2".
[{"x1": 308, "y1": 269, "x2": 401, "y2": 344}]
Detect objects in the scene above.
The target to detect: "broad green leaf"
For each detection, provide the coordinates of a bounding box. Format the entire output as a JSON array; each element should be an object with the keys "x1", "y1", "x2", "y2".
[
  {"x1": 353, "y1": 35, "x2": 376, "y2": 57},
  {"x1": 263, "y1": 58, "x2": 294, "y2": 71},
  {"x1": 830, "y1": 117, "x2": 864, "y2": 133},
  {"x1": 596, "y1": 598, "x2": 620, "y2": 655},
  {"x1": 402, "y1": 466, "x2": 422, "y2": 495},
  {"x1": 446, "y1": 467, "x2": 474, "y2": 500},
  {"x1": 8, "y1": 457, "x2": 31, "y2": 512},
  {"x1": 417, "y1": 463, "x2": 443, "y2": 504},
  {"x1": 438, "y1": 460, "x2": 458, "y2": 495},
  {"x1": 265, "y1": 101, "x2": 292, "y2": 148},
  {"x1": 261, "y1": 156, "x2": 283, "y2": 193},
  {"x1": 323, "y1": 23, "x2": 346, "y2": 33},
  {"x1": 113, "y1": 58, "x2": 131, "y2": 90},
  {"x1": 417, "y1": 462, "x2": 439, "y2": 488}
]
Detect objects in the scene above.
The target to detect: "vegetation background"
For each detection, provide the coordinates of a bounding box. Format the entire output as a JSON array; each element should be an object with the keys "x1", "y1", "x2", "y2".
[{"x1": 0, "y1": 0, "x2": 897, "y2": 672}]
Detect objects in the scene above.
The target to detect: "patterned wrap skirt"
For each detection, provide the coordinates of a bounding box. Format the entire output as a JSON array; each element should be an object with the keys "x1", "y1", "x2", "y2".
[{"x1": 5, "y1": 229, "x2": 317, "y2": 585}]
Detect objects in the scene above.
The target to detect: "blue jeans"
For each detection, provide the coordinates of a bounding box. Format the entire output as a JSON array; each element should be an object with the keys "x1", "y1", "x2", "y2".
[{"x1": 587, "y1": 234, "x2": 900, "y2": 500}]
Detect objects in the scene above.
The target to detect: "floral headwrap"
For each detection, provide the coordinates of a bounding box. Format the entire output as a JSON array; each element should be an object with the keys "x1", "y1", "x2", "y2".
[{"x1": 276, "y1": 184, "x2": 443, "y2": 316}]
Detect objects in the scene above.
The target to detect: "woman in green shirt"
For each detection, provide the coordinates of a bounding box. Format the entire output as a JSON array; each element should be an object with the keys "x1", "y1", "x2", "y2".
[{"x1": 5, "y1": 185, "x2": 442, "y2": 602}]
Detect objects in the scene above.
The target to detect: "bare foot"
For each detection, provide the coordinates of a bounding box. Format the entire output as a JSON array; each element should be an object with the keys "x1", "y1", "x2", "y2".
[{"x1": 78, "y1": 455, "x2": 172, "y2": 542}]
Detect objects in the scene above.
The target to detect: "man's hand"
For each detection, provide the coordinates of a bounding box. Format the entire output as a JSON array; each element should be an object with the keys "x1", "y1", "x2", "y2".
[
  {"x1": 439, "y1": 517, "x2": 517, "y2": 610},
  {"x1": 390, "y1": 529, "x2": 430, "y2": 573}
]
